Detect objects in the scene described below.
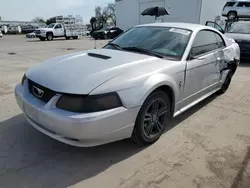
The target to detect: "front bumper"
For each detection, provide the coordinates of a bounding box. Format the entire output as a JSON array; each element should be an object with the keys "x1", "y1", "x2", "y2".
[
  {"x1": 14, "y1": 82, "x2": 140, "y2": 147},
  {"x1": 236, "y1": 42, "x2": 250, "y2": 60}
]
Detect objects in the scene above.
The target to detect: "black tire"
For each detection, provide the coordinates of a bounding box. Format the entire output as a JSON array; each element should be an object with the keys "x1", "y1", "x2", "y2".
[
  {"x1": 65, "y1": 36, "x2": 70, "y2": 40},
  {"x1": 46, "y1": 33, "x2": 53, "y2": 41},
  {"x1": 104, "y1": 34, "x2": 108, "y2": 40},
  {"x1": 227, "y1": 11, "x2": 237, "y2": 20},
  {"x1": 218, "y1": 70, "x2": 233, "y2": 94},
  {"x1": 39, "y1": 37, "x2": 45, "y2": 41},
  {"x1": 73, "y1": 36, "x2": 78, "y2": 39},
  {"x1": 131, "y1": 90, "x2": 171, "y2": 145}
]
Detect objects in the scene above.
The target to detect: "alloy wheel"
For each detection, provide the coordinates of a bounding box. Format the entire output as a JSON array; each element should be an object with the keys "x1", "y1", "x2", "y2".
[{"x1": 142, "y1": 98, "x2": 168, "y2": 138}]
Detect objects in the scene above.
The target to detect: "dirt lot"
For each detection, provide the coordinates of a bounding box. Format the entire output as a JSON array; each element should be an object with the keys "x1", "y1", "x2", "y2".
[{"x1": 0, "y1": 35, "x2": 250, "y2": 188}]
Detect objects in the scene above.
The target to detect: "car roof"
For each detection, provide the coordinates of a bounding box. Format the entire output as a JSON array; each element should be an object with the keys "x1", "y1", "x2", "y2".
[
  {"x1": 135, "y1": 22, "x2": 210, "y2": 32},
  {"x1": 226, "y1": 0, "x2": 249, "y2": 2}
]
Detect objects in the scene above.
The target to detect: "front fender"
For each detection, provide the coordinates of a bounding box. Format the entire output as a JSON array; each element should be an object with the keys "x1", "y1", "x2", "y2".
[{"x1": 117, "y1": 73, "x2": 179, "y2": 108}]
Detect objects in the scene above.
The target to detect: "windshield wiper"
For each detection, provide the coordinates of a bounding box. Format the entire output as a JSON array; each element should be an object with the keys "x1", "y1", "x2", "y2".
[
  {"x1": 107, "y1": 43, "x2": 123, "y2": 50},
  {"x1": 122, "y1": 46, "x2": 163, "y2": 58}
]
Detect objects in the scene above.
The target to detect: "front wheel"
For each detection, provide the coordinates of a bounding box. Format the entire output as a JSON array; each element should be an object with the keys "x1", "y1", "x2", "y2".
[
  {"x1": 131, "y1": 90, "x2": 171, "y2": 145},
  {"x1": 46, "y1": 33, "x2": 53, "y2": 41}
]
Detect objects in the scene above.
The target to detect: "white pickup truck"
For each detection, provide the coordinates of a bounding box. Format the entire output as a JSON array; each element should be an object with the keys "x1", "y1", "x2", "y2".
[{"x1": 35, "y1": 23, "x2": 79, "y2": 41}]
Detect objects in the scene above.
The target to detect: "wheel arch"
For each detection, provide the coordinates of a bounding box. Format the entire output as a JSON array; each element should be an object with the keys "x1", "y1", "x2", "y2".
[
  {"x1": 46, "y1": 31, "x2": 53, "y2": 37},
  {"x1": 227, "y1": 10, "x2": 238, "y2": 17}
]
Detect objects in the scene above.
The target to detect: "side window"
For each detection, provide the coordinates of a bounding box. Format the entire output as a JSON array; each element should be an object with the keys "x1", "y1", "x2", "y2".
[
  {"x1": 237, "y1": 2, "x2": 250, "y2": 7},
  {"x1": 214, "y1": 33, "x2": 225, "y2": 48},
  {"x1": 225, "y1": 2, "x2": 236, "y2": 7},
  {"x1": 191, "y1": 30, "x2": 218, "y2": 57},
  {"x1": 55, "y1": 24, "x2": 62, "y2": 29}
]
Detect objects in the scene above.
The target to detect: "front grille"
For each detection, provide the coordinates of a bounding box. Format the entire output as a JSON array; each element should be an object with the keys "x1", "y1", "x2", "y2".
[
  {"x1": 28, "y1": 79, "x2": 56, "y2": 103},
  {"x1": 35, "y1": 30, "x2": 41, "y2": 34}
]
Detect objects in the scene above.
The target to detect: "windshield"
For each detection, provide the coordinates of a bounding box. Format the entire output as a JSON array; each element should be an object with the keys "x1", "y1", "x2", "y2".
[
  {"x1": 228, "y1": 22, "x2": 250, "y2": 34},
  {"x1": 104, "y1": 26, "x2": 192, "y2": 59},
  {"x1": 46, "y1": 23, "x2": 56, "y2": 28}
]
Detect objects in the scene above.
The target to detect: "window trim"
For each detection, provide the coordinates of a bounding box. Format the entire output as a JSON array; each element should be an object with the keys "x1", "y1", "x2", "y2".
[
  {"x1": 187, "y1": 29, "x2": 226, "y2": 60},
  {"x1": 55, "y1": 24, "x2": 62, "y2": 29}
]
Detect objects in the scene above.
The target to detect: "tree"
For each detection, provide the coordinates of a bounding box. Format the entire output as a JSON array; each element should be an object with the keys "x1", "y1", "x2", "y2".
[
  {"x1": 32, "y1": 17, "x2": 46, "y2": 24},
  {"x1": 95, "y1": 6, "x2": 102, "y2": 18},
  {"x1": 106, "y1": 3, "x2": 116, "y2": 25},
  {"x1": 90, "y1": 17, "x2": 97, "y2": 30},
  {"x1": 46, "y1": 17, "x2": 56, "y2": 25}
]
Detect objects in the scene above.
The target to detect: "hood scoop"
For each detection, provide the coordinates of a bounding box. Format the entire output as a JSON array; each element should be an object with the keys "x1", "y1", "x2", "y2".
[{"x1": 87, "y1": 53, "x2": 111, "y2": 60}]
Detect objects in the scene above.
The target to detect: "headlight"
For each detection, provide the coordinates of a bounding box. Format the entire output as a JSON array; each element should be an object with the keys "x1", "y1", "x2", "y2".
[
  {"x1": 21, "y1": 74, "x2": 26, "y2": 85},
  {"x1": 56, "y1": 92, "x2": 123, "y2": 113}
]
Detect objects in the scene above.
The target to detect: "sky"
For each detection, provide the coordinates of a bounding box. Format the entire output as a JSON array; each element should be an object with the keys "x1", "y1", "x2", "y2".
[{"x1": 0, "y1": 0, "x2": 113, "y2": 24}]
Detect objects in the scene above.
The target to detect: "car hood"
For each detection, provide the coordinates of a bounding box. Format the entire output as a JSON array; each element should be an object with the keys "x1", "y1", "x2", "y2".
[
  {"x1": 26, "y1": 49, "x2": 162, "y2": 94},
  {"x1": 94, "y1": 30, "x2": 105, "y2": 33},
  {"x1": 225, "y1": 33, "x2": 250, "y2": 41}
]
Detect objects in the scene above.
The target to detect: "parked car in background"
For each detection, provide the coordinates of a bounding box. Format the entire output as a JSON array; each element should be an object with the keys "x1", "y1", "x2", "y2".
[
  {"x1": 207, "y1": 20, "x2": 250, "y2": 60},
  {"x1": 26, "y1": 31, "x2": 36, "y2": 38},
  {"x1": 92, "y1": 26, "x2": 123, "y2": 39},
  {"x1": 15, "y1": 23, "x2": 239, "y2": 147},
  {"x1": 0, "y1": 31, "x2": 3, "y2": 38},
  {"x1": 82, "y1": 30, "x2": 90, "y2": 36},
  {"x1": 222, "y1": 0, "x2": 250, "y2": 20},
  {"x1": 35, "y1": 23, "x2": 79, "y2": 41}
]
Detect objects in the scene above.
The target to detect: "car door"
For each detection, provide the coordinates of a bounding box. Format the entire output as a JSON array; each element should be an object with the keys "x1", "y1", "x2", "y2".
[
  {"x1": 180, "y1": 30, "x2": 221, "y2": 108},
  {"x1": 206, "y1": 21, "x2": 225, "y2": 33},
  {"x1": 213, "y1": 32, "x2": 226, "y2": 82},
  {"x1": 54, "y1": 24, "x2": 64, "y2": 37}
]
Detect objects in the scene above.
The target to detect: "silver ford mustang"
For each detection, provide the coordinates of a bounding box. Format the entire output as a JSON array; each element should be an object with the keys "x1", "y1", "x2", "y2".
[{"x1": 15, "y1": 23, "x2": 240, "y2": 147}]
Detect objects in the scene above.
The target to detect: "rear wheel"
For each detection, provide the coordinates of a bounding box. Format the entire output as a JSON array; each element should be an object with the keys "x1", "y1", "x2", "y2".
[
  {"x1": 46, "y1": 33, "x2": 53, "y2": 41},
  {"x1": 65, "y1": 36, "x2": 70, "y2": 40},
  {"x1": 227, "y1": 11, "x2": 237, "y2": 20},
  {"x1": 218, "y1": 70, "x2": 233, "y2": 94},
  {"x1": 73, "y1": 36, "x2": 78, "y2": 39},
  {"x1": 131, "y1": 90, "x2": 171, "y2": 145}
]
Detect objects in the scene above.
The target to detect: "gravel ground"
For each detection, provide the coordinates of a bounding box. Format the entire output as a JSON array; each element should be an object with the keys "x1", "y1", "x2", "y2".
[{"x1": 0, "y1": 35, "x2": 250, "y2": 188}]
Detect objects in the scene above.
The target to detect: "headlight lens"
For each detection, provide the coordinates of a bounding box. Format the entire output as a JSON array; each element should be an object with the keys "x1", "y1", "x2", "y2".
[
  {"x1": 56, "y1": 93, "x2": 123, "y2": 113},
  {"x1": 21, "y1": 74, "x2": 26, "y2": 85}
]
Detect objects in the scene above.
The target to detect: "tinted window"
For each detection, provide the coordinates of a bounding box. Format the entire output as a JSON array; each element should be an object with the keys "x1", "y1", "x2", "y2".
[
  {"x1": 104, "y1": 26, "x2": 192, "y2": 59},
  {"x1": 237, "y1": 2, "x2": 250, "y2": 7},
  {"x1": 47, "y1": 23, "x2": 56, "y2": 28},
  {"x1": 191, "y1": 30, "x2": 218, "y2": 56},
  {"x1": 55, "y1": 24, "x2": 62, "y2": 29},
  {"x1": 225, "y1": 2, "x2": 236, "y2": 7},
  {"x1": 214, "y1": 33, "x2": 225, "y2": 48}
]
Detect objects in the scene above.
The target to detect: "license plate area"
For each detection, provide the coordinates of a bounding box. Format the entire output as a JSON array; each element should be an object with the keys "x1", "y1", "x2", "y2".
[{"x1": 23, "y1": 102, "x2": 38, "y2": 120}]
